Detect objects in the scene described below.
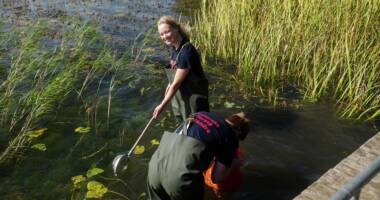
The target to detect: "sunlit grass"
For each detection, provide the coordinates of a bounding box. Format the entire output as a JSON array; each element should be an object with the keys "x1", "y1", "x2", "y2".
[
  {"x1": 0, "y1": 20, "x2": 124, "y2": 164},
  {"x1": 193, "y1": 0, "x2": 380, "y2": 121}
]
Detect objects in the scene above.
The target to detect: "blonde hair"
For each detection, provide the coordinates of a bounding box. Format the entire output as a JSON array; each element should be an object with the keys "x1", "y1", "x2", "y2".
[{"x1": 158, "y1": 16, "x2": 190, "y2": 41}]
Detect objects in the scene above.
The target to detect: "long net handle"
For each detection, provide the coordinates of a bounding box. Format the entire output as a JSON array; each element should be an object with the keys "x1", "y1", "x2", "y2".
[{"x1": 127, "y1": 116, "x2": 155, "y2": 157}]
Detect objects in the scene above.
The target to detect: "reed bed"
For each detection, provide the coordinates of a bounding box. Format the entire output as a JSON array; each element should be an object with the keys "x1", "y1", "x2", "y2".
[
  {"x1": 193, "y1": 0, "x2": 380, "y2": 121},
  {"x1": 0, "y1": 20, "x2": 123, "y2": 164}
]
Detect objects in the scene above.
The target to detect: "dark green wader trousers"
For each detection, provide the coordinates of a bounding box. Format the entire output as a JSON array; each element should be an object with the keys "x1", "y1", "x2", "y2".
[
  {"x1": 164, "y1": 69, "x2": 209, "y2": 122},
  {"x1": 147, "y1": 131, "x2": 211, "y2": 200}
]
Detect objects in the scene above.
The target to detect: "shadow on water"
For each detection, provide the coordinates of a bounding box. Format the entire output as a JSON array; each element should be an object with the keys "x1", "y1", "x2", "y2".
[
  {"x1": 222, "y1": 103, "x2": 376, "y2": 200},
  {"x1": 246, "y1": 107, "x2": 299, "y2": 130},
  {"x1": 233, "y1": 167, "x2": 309, "y2": 200}
]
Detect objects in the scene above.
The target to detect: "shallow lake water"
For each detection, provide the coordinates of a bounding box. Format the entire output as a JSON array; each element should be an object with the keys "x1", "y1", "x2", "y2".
[{"x1": 0, "y1": 0, "x2": 378, "y2": 200}]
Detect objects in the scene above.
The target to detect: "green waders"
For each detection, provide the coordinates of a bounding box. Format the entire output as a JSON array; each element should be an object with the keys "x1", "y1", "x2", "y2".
[
  {"x1": 164, "y1": 69, "x2": 209, "y2": 123},
  {"x1": 165, "y1": 69, "x2": 187, "y2": 122},
  {"x1": 147, "y1": 131, "x2": 212, "y2": 200}
]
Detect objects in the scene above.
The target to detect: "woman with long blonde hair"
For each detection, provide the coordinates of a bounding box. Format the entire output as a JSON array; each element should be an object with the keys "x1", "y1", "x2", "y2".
[{"x1": 152, "y1": 16, "x2": 209, "y2": 122}]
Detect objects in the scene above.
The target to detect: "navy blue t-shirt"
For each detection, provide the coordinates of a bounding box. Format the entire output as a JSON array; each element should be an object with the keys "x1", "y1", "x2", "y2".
[
  {"x1": 176, "y1": 112, "x2": 239, "y2": 167},
  {"x1": 168, "y1": 39, "x2": 208, "y2": 98}
]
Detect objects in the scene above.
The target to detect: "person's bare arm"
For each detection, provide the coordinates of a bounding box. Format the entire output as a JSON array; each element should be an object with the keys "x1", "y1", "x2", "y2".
[
  {"x1": 165, "y1": 83, "x2": 171, "y2": 95},
  {"x1": 153, "y1": 69, "x2": 189, "y2": 118}
]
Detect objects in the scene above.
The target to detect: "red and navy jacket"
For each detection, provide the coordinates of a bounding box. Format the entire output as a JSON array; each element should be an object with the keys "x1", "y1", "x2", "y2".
[{"x1": 176, "y1": 112, "x2": 238, "y2": 167}]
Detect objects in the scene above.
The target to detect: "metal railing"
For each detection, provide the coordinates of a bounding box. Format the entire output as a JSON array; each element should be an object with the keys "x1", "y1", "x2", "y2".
[{"x1": 330, "y1": 156, "x2": 380, "y2": 200}]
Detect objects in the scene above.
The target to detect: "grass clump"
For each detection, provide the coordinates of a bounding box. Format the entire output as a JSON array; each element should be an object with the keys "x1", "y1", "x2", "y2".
[
  {"x1": 0, "y1": 20, "x2": 123, "y2": 164},
  {"x1": 193, "y1": 0, "x2": 380, "y2": 121}
]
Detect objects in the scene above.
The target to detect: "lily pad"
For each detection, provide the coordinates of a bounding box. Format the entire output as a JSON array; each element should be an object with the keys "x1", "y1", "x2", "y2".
[
  {"x1": 27, "y1": 128, "x2": 48, "y2": 138},
  {"x1": 74, "y1": 126, "x2": 91, "y2": 134},
  {"x1": 224, "y1": 101, "x2": 236, "y2": 108},
  {"x1": 133, "y1": 145, "x2": 145, "y2": 155},
  {"x1": 86, "y1": 167, "x2": 104, "y2": 178},
  {"x1": 150, "y1": 139, "x2": 160, "y2": 145},
  {"x1": 71, "y1": 175, "x2": 86, "y2": 189},
  {"x1": 142, "y1": 47, "x2": 155, "y2": 53},
  {"x1": 31, "y1": 143, "x2": 47, "y2": 151},
  {"x1": 86, "y1": 181, "x2": 108, "y2": 199}
]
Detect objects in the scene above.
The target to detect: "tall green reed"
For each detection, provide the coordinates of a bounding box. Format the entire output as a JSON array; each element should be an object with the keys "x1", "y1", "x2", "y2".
[
  {"x1": 193, "y1": 0, "x2": 380, "y2": 121},
  {"x1": 0, "y1": 20, "x2": 123, "y2": 164}
]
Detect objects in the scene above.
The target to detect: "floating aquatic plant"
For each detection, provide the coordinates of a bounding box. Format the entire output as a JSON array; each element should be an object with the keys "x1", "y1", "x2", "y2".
[
  {"x1": 0, "y1": 19, "x2": 124, "y2": 164},
  {"x1": 75, "y1": 126, "x2": 91, "y2": 134},
  {"x1": 71, "y1": 175, "x2": 87, "y2": 189},
  {"x1": 27, "y1": 128, "x2": 48, "y2": 139},
  {"x1": 71, "y1": 167, "x2": 130, "y2": 200},
  {"x1": 133, "y1": 145, "x2": 145, "y2": 155},
  {"x1": 31, "y1": 143, "x2": 47, "y2": 151},
  {"x1": 150, "y1": 139, "x2": 159, "y2": 145},
  {"x1": 86, "y1": 181, "x2": 108, "y2": 199},
  {"x1": 86, "y1": 167, "x2": 104, "y2": 178},
  {"x1": 224, "y1": 101, "x2": 236, "y2": 109}
]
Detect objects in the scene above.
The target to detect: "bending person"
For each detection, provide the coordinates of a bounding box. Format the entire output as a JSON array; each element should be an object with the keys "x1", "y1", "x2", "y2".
[
  {"x1": 147, "y1": 111, "x2": 250, "y2": 200},
  {"x1": 153, "y1": 16, "x2": 209, "y2": 122}
]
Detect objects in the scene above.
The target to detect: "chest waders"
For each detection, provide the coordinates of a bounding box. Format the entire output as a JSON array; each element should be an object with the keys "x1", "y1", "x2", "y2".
[
  {"x1": 165, "y1": 68, "x2": 187, "y2": 122},
  {"x1": 147, "y1": 123, "x2": 212, "y2": 200},
  {"x1": 165, "y1": 42, "x2": 209, "y2": 122}
]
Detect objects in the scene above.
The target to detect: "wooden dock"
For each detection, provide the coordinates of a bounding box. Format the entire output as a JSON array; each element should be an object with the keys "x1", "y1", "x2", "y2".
[{"x1": 294, "y1": 132, "x2": 380, "y2": 200}]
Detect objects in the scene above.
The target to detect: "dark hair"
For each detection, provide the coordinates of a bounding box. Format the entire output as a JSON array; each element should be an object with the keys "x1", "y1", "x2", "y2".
[{"x1": 226, "y1": 112, "x2": 250, "y2": 140}]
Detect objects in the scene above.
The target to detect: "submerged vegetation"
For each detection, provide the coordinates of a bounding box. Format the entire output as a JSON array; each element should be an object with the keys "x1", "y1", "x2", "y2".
[
  {"x1": 0, "y1": 16, "x2": 166, "y2": 199},
  {"x1": 0, "y1": 0, "x2": 378, "y2": 199},
  {"x1": 193, "y1": 0, "x2": 380, "y2": 121},
  {"x1": 0, "y1": 20, "x2": 124, "y2": 164}
]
